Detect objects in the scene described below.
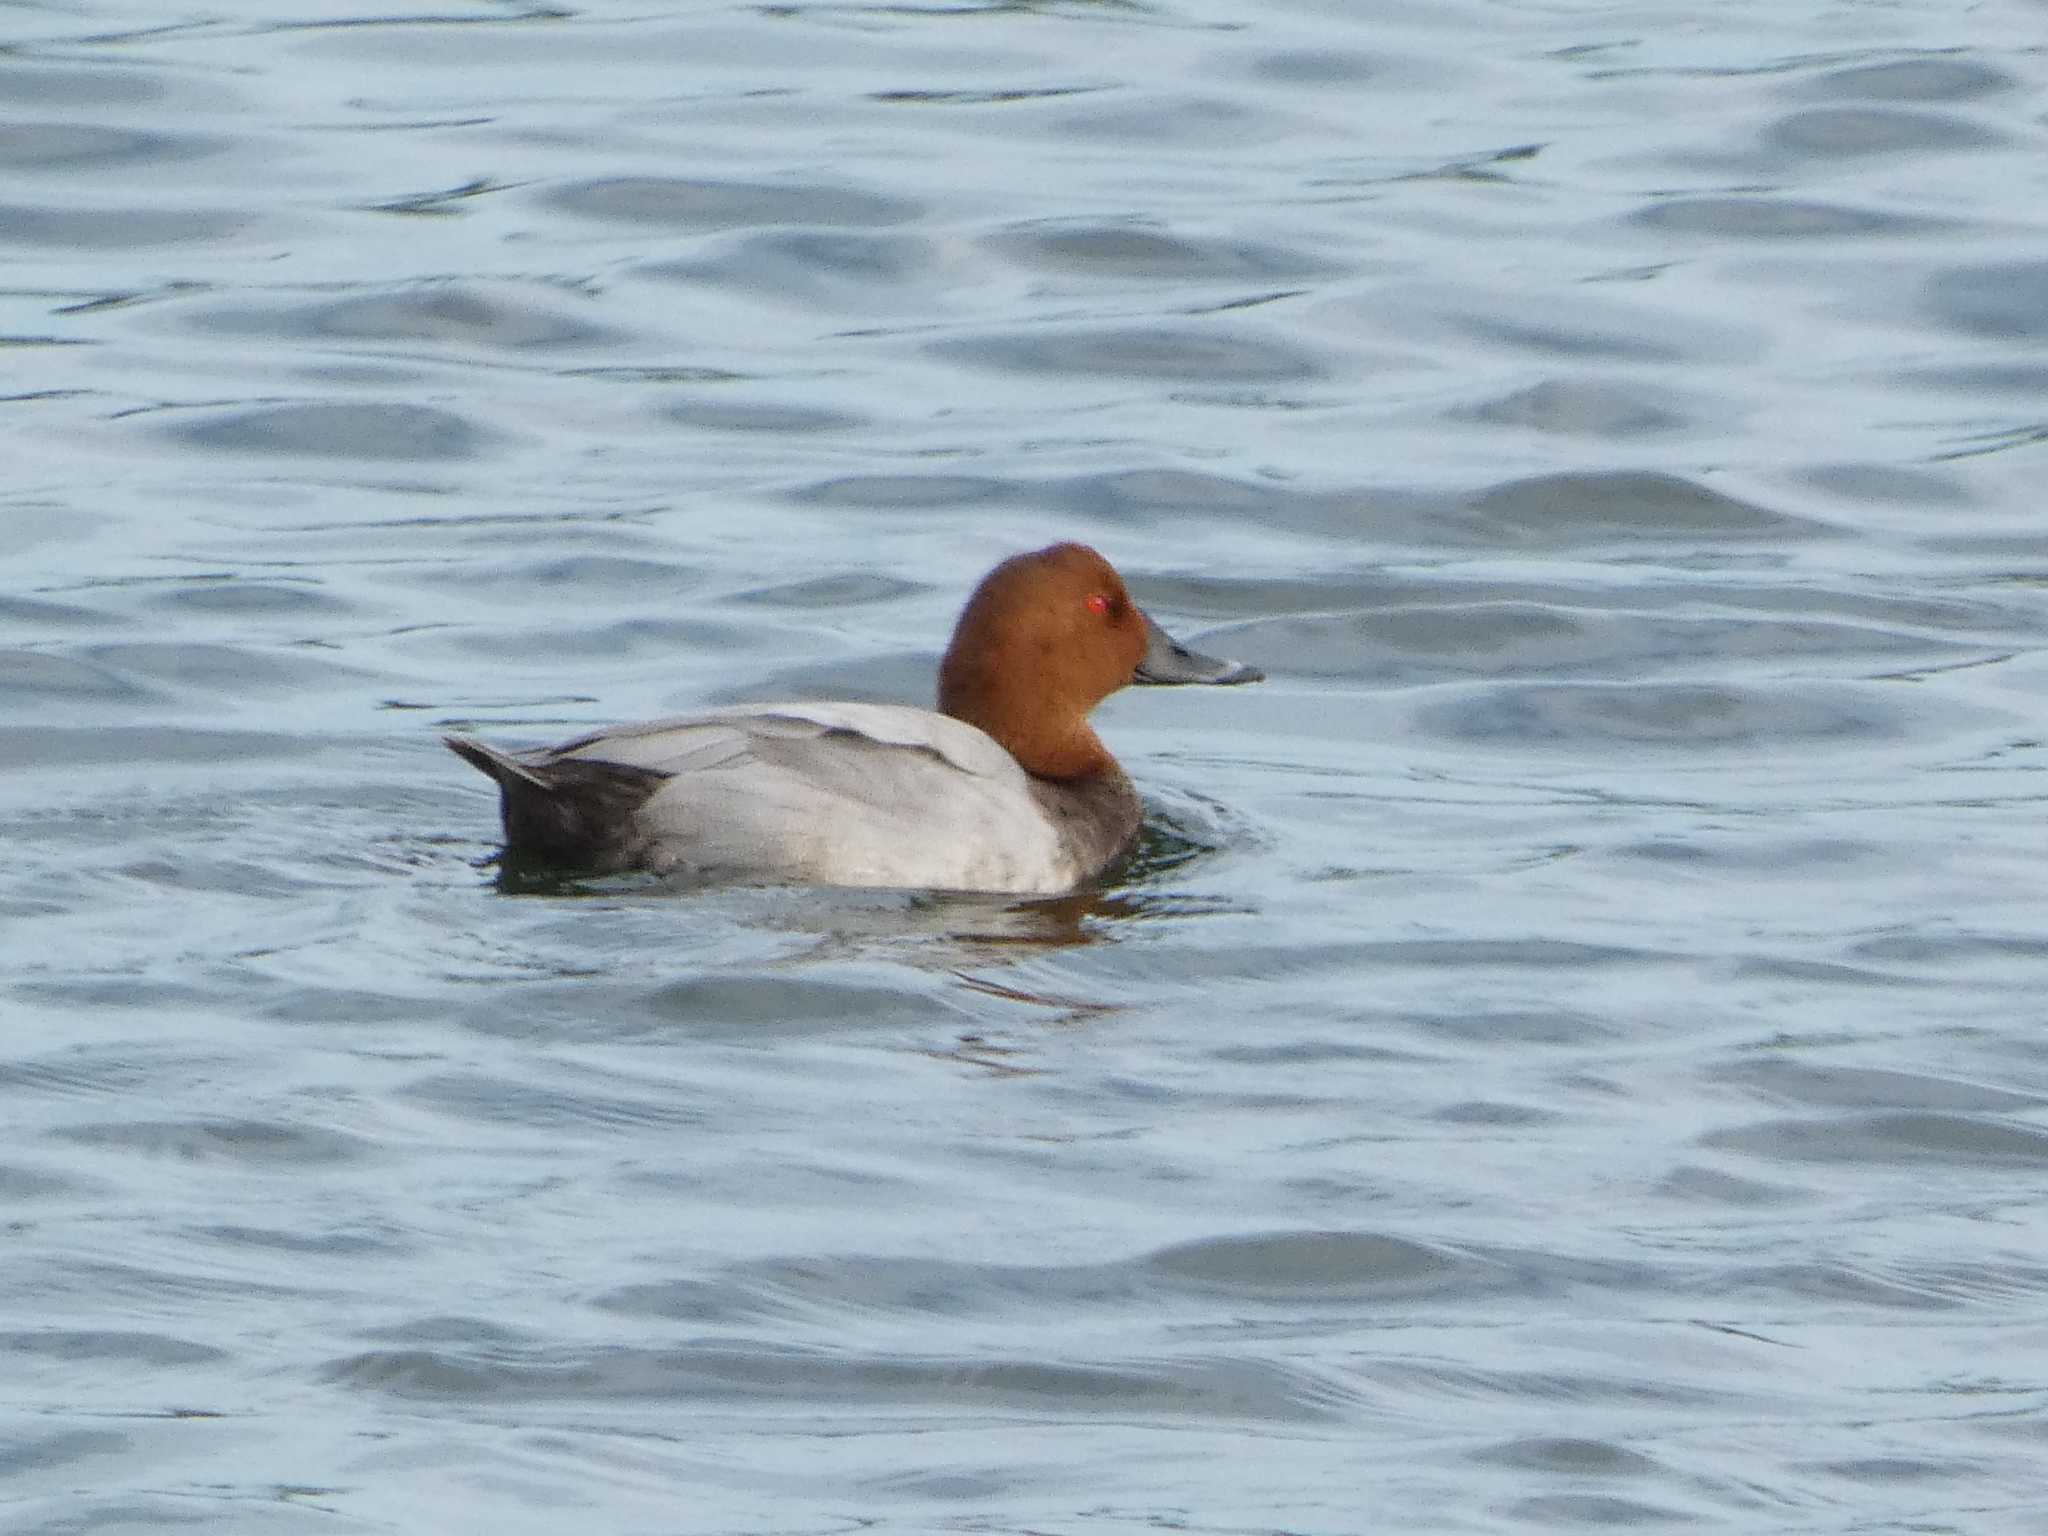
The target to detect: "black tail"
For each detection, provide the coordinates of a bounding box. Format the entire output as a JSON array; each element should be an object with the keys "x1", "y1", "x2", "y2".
[
  {"x1": 443, "y1": 733, "x2": 548, "y2": 790},
  {"x1": 444, "y1": 733, "x2": 667, "y2": 872}
]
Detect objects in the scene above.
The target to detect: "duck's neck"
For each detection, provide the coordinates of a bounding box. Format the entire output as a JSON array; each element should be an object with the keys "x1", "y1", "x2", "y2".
[{"x1": 939, "y1": 671, "x2": 1113, "y2": 783}]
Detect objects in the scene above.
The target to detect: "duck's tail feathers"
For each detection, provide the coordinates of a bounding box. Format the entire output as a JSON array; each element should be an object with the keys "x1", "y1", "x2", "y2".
[
  {"x1": 443, "y1": 734, "x2": 550, "y2": 790},
  {"x1": 445, "y1": 733, "x2": 670, "y2": 872}
]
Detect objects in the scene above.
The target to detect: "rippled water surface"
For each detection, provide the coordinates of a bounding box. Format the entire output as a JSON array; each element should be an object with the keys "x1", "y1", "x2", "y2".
[{"x1": 8, "y1": 0, "x2": 2048, "y2": 1530}]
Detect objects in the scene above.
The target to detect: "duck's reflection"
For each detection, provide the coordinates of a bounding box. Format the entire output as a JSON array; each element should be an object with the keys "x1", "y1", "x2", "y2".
[{"x1": 473, "y1": 797, "x2": 1253, "y2": 1058}]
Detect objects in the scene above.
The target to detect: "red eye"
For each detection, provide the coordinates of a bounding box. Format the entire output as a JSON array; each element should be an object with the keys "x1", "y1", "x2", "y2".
[{"x1": 1085, "y1": 592, "x2": 1112, "y2": 617}]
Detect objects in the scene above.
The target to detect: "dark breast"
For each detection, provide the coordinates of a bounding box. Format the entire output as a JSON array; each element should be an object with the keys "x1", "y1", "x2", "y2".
[{"x1": 1026, "y1": 769, "x2": 1143, "y2": 884}]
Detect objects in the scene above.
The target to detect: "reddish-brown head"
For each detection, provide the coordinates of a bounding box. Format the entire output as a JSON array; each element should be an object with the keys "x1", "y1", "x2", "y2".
[{"x1": 937, "y1": 543, "x2": 1147, "y2": 781}]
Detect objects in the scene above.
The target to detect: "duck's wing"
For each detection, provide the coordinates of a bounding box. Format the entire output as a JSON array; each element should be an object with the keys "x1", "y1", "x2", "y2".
[
  {"x1": 550, "y1": 702, "x2": 1027, "y2": 784},
  {"x1": 608, "y1": 705, "x2": 1072, "y2": 889}
]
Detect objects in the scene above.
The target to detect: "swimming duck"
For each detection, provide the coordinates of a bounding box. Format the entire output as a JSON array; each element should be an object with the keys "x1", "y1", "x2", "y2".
[{"x1": 444, "y1": 542, "x2": 1261, "y2": 892}]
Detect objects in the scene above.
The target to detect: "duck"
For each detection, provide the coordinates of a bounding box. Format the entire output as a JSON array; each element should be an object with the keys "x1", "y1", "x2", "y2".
[{"x1": 443, "y1": 542, "x2": 1262, "y2": 893}]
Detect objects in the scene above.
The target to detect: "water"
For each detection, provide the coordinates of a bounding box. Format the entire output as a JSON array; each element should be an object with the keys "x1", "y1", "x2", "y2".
[{"x1": 6, "y1": 0, "x2": 2048, "y2": 1530}]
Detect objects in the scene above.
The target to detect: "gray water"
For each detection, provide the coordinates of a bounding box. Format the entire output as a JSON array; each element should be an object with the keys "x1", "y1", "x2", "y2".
[{"x1": 6, "y1": 0, "x2": 2048, "y2": 1530}]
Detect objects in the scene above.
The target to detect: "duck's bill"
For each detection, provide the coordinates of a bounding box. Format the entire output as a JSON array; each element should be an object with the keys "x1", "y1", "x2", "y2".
[{"x1": 1133, "y1": 611, "x2": 1264, "y2": 686}]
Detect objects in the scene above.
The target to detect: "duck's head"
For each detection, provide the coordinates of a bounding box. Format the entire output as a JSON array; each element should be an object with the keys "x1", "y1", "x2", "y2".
[{"x1": 937, "y1": 542, "x2": 1261, "y2": 780}]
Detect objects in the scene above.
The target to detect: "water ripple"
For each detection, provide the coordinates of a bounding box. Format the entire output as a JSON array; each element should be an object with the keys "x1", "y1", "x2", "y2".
[{"x1": 5, "y1": 2, "x2": 2048, "y2": 1532}]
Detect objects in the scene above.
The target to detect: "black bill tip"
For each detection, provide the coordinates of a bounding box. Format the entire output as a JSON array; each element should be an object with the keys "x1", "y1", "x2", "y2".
[{"x1": 1133, "y1": 611, "x2": 1264, "y2": 686}]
